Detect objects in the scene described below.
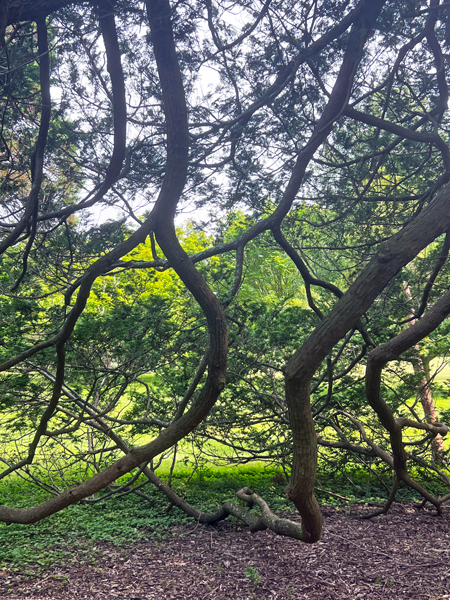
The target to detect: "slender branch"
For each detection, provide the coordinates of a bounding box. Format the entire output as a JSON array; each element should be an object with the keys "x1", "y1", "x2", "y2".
[
  {"x1": 0, "y1": 17, "x2": 50, "y2": 259},
  {"x1": 0, "y1": 344, "x2": 65, "y2": 481},
  {"x1": 36, "y1": 0, "x2": 127, "y2": 221},
  {"x1": 205, "y1": 0, "x2": 272, "y2": 53},
  {"x1": 413, "y1": 229, "x2": 450, "y2": 321}
]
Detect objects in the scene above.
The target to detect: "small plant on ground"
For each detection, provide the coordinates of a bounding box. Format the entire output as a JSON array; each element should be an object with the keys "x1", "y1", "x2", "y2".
[{"x1": 244, "y1": 563, "x2": 261, "y2": 586}]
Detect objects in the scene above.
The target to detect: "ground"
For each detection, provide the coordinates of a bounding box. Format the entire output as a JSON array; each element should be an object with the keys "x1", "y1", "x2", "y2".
[{"x1": 2, "y1": 503, "x2": 450, "y2": 599}]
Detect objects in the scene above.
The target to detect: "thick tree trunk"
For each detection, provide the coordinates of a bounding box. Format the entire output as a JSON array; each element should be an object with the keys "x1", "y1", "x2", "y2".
[
  {"x1": 285, "y1": 183, "x2": 450, "y2": 539},
  {"x1": 284, "y1": 378, "x2": 323, "y2": 542},
  {"x1": 280, "y1": 0, "x2": 388, "y2": 543}
]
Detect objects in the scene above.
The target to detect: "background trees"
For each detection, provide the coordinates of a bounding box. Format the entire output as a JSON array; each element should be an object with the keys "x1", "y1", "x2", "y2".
[{"x1": 2, "y1": 0, "x2": 450, "y2": 543}]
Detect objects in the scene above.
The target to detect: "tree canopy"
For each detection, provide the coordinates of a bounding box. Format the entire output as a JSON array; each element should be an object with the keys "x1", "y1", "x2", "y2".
[{"x1": 2, "y1": 0, "x2": 450, "y2": 544}]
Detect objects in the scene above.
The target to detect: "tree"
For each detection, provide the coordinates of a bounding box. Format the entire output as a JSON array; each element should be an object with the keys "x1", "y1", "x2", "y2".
[{"x1": 2, "y1": 0, "x2": 450, "y2": 544}]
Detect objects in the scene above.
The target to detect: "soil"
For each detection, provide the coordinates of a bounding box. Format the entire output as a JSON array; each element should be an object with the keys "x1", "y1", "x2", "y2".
[{"x1": 2, "y1": 503, "x2": 450, "y2": 600}]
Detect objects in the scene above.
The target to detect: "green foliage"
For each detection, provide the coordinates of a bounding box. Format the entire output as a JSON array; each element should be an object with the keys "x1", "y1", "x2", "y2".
[
  {"x1": 2, "y1": 462, "x2": 448, "y2": 571},
  {"x1": 244, "y1": 564, "x2": 261, "y2": 586},
  {"x1": 2, "y1": 0, "x2": 450, "y2": 544},
  {"x1": 0, "y1": 464, "x2": 286, "y2": 570}
]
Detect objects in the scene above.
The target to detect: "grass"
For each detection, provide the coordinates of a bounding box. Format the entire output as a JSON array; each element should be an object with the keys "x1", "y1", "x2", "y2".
[
  {"x1": 1, "y1": 460, "x2": 447, "y2": 572},
  {"x1": 0, "y1": 464, "x2": 286, "y2": 571}
]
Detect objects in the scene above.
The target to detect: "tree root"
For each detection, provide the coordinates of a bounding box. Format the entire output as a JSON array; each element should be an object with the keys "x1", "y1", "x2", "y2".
[{"x1": 146, "y1": 468, "x2": 305, "y2": 540}]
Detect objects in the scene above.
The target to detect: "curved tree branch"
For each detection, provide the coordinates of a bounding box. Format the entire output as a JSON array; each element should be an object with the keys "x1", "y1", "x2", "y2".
[
  {"x1": 0, "y1": 16, "x2": 50, "y2": 258},
  {"x1": 365, "y1": 288, "x2": 450, "y2": 510}
]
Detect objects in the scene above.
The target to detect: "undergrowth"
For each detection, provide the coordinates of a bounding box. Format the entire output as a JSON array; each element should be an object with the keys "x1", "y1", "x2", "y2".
[{"x1": 0, "y1": 463, "x2": 447, "y2": 571}]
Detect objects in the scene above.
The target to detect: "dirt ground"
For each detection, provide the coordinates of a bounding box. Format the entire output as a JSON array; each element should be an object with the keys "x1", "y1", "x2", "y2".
[{"x1": 2, "y1": 503, "x2": 450, "y2": 600}]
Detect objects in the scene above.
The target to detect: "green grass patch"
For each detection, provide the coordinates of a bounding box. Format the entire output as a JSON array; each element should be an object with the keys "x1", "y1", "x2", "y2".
[
  {"x1": 0, "y1": 462, "x2": 448, "y2": 571},
  {"x1": 0, "y1": 464, "x2": 288, "y2": 571}
]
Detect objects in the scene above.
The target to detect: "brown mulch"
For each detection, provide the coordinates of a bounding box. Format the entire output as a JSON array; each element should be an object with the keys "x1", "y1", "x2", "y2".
[{"x1": 2, "y1": 503, "x2": 450, "y2": 599}]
